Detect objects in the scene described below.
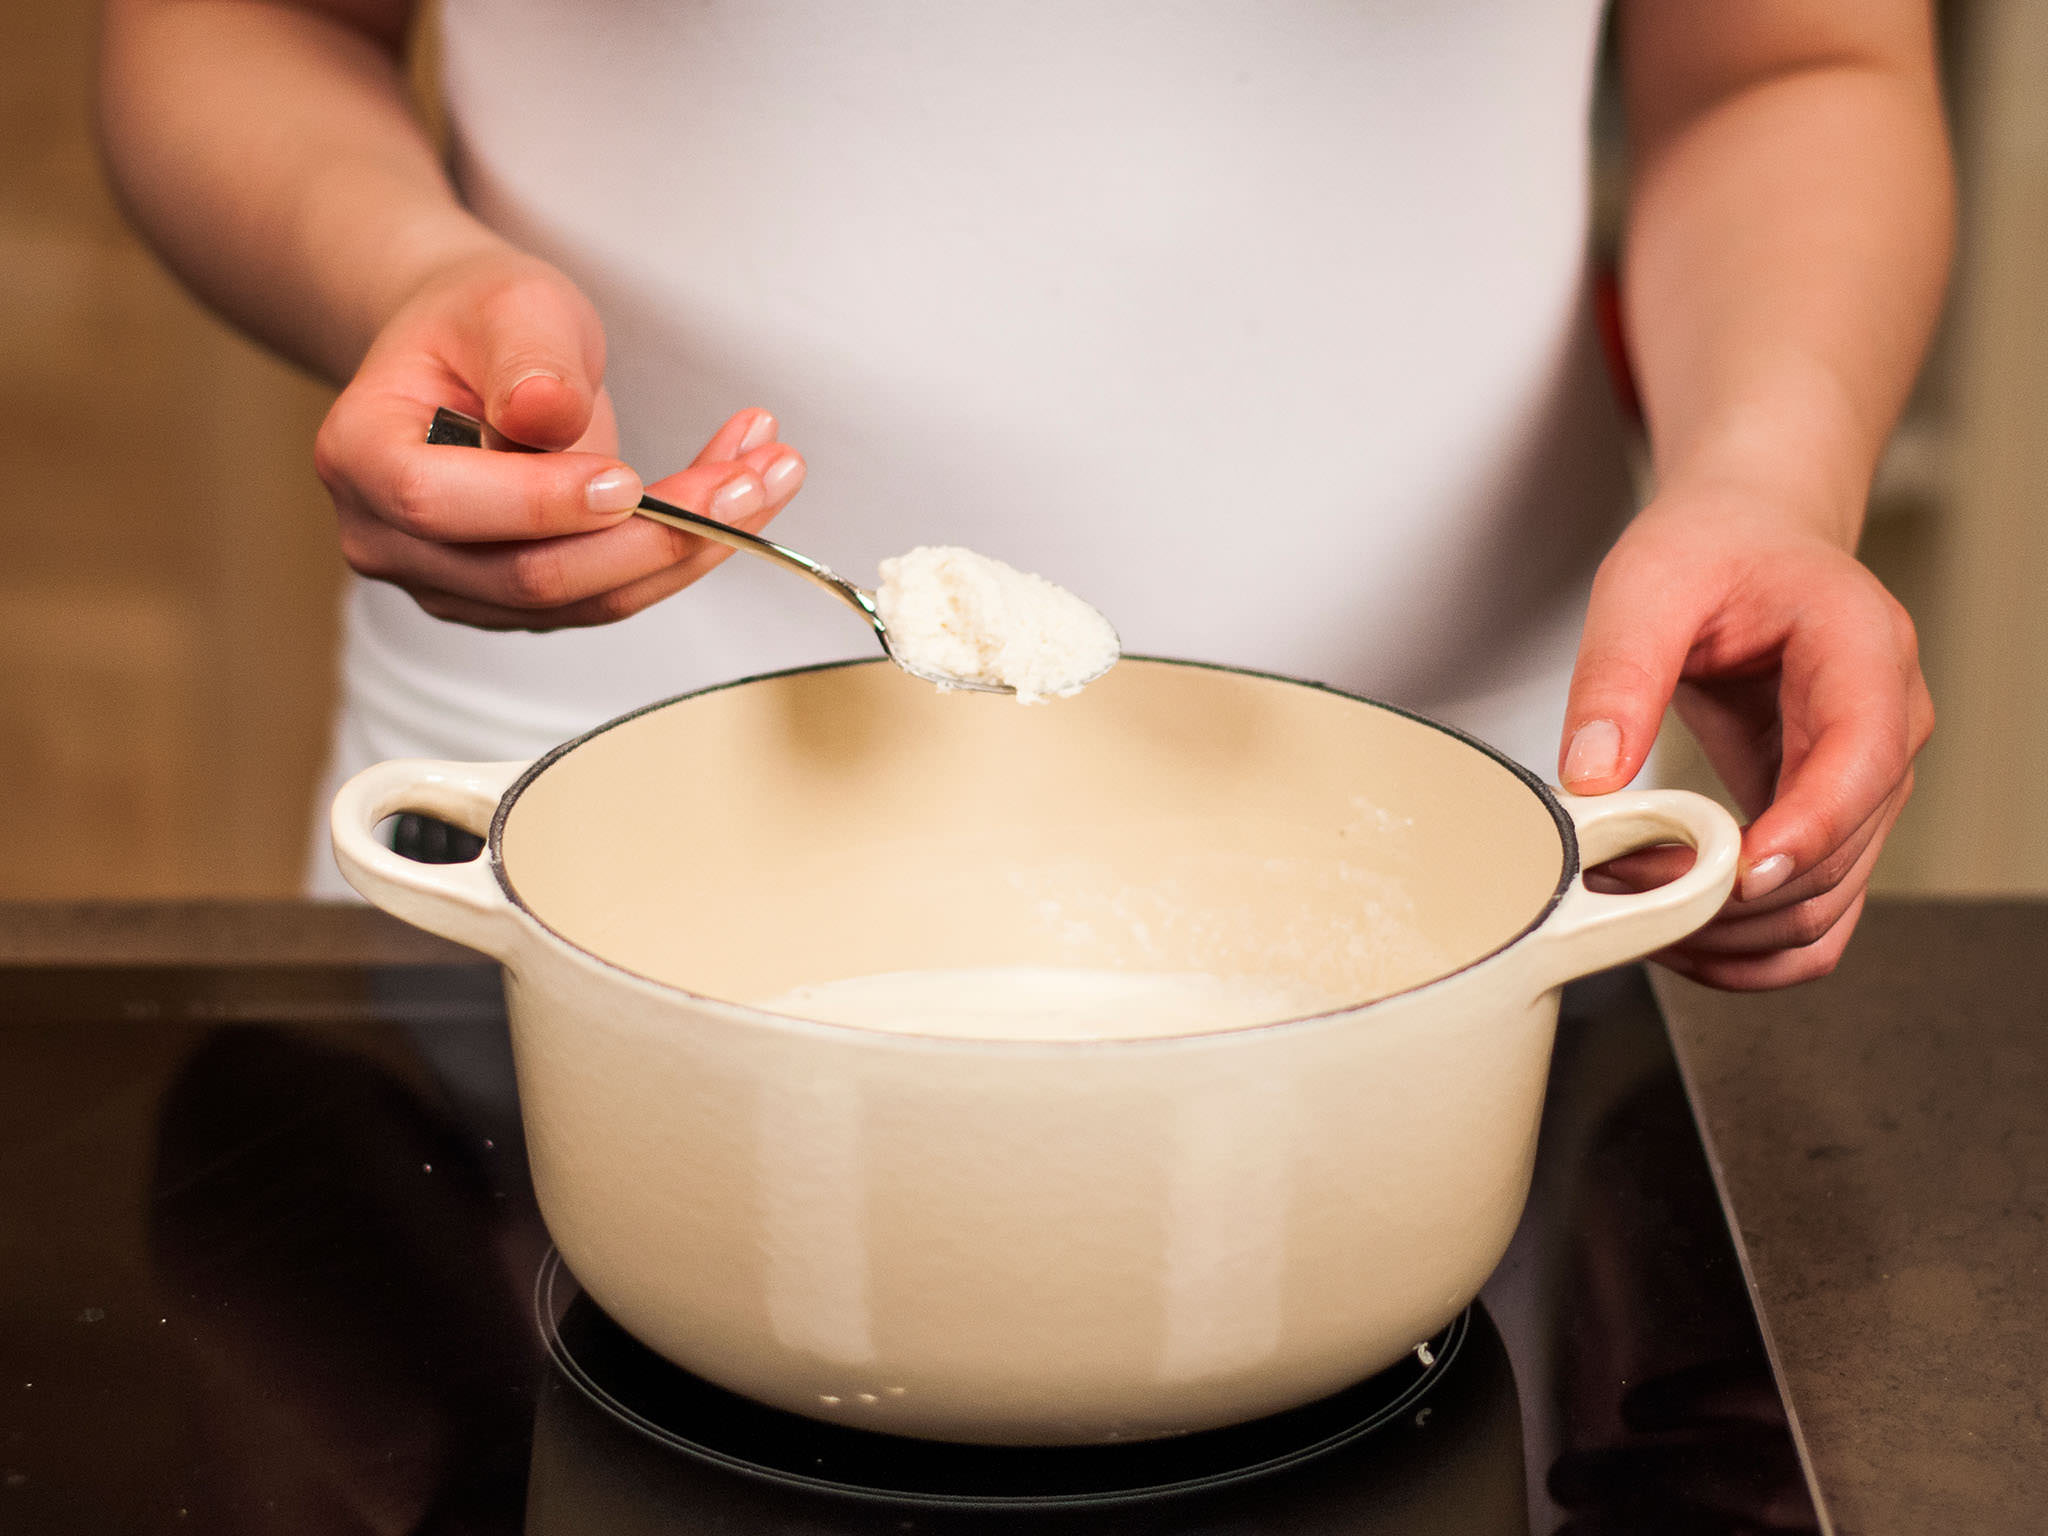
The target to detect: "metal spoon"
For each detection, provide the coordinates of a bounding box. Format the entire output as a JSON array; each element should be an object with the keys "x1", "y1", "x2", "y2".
[{"x1": 427, "y1": 406, "x2": 1027, "y2": 694}]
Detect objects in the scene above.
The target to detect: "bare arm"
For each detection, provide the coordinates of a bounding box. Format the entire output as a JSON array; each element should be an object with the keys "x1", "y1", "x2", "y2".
[
  {"x1": 96, "y1": 0, "x2": 804, "y2": 627},
  {"x1": 1620, "y1": 0, "x2": 1952, "y2": 542},
  {"x1": 98, "y1": 0, "x2": 492, "y2": 382},
  {"x1": 1560, "y1": 0, "x2": 1950, "y2": 987}
]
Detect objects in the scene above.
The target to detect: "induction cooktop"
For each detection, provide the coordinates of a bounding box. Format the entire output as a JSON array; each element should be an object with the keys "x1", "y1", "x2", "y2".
[{"x1": 0, "y1": 957, "x2": 1819, "y2": 1533}]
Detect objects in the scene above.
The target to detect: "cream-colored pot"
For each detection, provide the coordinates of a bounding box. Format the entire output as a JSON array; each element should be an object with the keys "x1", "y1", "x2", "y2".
[{"x1": 332, "y1": 659, "x2": 1738, "y2": 1446}]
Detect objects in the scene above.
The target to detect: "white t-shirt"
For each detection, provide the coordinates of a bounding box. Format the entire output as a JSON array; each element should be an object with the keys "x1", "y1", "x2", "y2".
[{"x1": 309, "y1": 0, "x2": 1632, "y2": 895}]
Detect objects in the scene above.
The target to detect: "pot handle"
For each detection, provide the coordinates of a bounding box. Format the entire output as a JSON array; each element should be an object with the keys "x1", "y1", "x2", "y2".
[
  {"x1": 1524, "y1": 789, "x2": 1742, "y2": 991},
  {"x1": 329, "y1": 758, "x2": 530, "y2": 960}
]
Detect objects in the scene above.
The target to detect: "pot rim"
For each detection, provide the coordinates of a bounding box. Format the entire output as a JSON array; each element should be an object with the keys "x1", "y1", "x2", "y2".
[{"x1": 484, "y1": 656, "x2": 1580, "y2": 1046}]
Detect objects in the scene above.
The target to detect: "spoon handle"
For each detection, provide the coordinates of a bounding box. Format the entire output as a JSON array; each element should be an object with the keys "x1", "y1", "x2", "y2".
[
  {"x1": 425, "y1": 407, "x2": 882, "y2": 627},
  {"x1": 629, "y1": 495, "x2": 881, "y2": 623}
]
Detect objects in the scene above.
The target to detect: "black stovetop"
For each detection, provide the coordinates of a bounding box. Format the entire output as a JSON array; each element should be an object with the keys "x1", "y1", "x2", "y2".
[{"x1": 0, "y1": 960, "x2": 1818, "y2": 1533}]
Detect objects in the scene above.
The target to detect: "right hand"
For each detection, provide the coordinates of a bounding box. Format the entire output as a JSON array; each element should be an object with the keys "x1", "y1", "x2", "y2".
[{"x1": 314, "y1": 248, "x2": 805, "y2": 629}]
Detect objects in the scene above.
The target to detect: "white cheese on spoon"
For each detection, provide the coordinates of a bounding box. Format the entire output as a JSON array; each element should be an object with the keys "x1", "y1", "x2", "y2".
[{"x1": 875, "y1": 545, "x2": 1120, "y2": 703}]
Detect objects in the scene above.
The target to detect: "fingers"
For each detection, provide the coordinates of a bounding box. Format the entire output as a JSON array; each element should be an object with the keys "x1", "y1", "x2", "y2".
[
  {"x1": 322, "y1": 236, "x2": 807, "y2": 628},
  {"x1": 1559, "y1": 504, "x2": 1929, "y2": 994},
  {"x1": 1581, "y1": 842, "x2": 1695, "y2": 895},
  {"x1": 322, "y1": 390, "x2": 645, "y2": 544},
  {"x1": 345, "y1": 441, "x2": 805, "y2": 624},
  {"x1": 325, "y1": 255, "x2": 633, "y2": 538},
  {"x1": 1659, "y1": 892, "x2": 1868, "y2": 990},
  {"x1": 608, "y1": 442, "x2": 805, "y2": 592},
  {"x1": 445, "y1": 265, "x2": 610, "y2": 450},
  {"x1": 1724, "y1": 764, "x2": 1909, "y2": 920},
  {"x1": 693, "y1": 408, "x2": 778, "y2": 467},
  {"x1": 1609, "y1": 742, "x2": 1905, "y2": 991},
  {"x1": 1681, "y1": 783, "x2": 1902, "y2": 955},
  {"x1": 1730, "y1": 596, "x2": 1929, "y2": 903},
  {"x1": 1654, "y1": 750, "x2": 1909, "y2": 989},
  {"x1": 1581, "y1": 770, "x2": 1899, "y2": 969},
  {"x1": 323, "y1": 381, "x2": 803, "y2": 619},
  {"x1": 647, "y1": 438, "x2": 805, "y2": 511},
  {"x1": 1669, "y1": 674, "x2": 1782, "y2": 820},
  {"x1": 1558, "y1": 541, "x2": 1707, "y2": 794}
]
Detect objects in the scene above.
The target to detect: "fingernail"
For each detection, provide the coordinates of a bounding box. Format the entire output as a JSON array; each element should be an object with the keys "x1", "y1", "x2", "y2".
[
  {"x1": 1740, "y1": 853, "x2": 1794, "y2": 902},
  {"x1": 585, "y1": 467, "x2": 641, "y2": 514},
  {"x1": 711, "y1": 472, "x2": 762, "y2": 521},
  {"x1": 506, "y1": 368, "x2": 562, "y2": 409},
  {"x1": 763, "y1": 452, "x2": 804, "y2": 500},
  {"x1": 1563, "y1": 719, "x2": 1622, "y2": 787},
  {"x1": 739, "y1": 412, "x2": 778, "y2": 452}
]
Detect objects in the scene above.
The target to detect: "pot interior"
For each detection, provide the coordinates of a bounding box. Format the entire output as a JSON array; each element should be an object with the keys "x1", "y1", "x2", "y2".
[{"x1": 496, "y1": 660, "x2": 1570, "y2": 1013}]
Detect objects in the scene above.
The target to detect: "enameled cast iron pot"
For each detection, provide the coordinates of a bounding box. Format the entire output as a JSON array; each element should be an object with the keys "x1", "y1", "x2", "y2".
[{"x1": 332, "y1": 659, "x2": 1739, "y2": 1445}]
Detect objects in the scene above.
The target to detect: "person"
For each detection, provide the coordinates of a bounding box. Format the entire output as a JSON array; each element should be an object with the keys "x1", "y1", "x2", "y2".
[{"x1": 98, "y1": 0, "x2": 1948, "y2": 989}]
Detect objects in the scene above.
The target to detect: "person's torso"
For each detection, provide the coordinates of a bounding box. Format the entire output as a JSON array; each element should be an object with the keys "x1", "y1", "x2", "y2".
[{"x1": 340, "y1": 0, "x2": 1631, "y2": 780}]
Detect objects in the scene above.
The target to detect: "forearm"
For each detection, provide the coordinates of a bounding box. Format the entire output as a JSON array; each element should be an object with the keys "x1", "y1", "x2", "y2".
[
  {"x1": 1619, "y1": 7, "x2": 1953, "y2": 547},
  {"x1": 98, "y1": 0, "x2": 505, "y2": 382}
]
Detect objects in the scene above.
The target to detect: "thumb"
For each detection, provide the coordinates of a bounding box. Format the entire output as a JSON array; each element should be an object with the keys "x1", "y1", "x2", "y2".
[
  {"x1": 456, "y1": 265, "x2": 609, "y2": 452},
  {"x1": 1558, "y1": 551, "x2": 1703, "y2": 793}
]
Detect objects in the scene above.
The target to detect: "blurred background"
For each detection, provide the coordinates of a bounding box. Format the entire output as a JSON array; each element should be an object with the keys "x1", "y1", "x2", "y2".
[{"x1": 2, "y1": 2, "x2": 2042, "y2": 901}]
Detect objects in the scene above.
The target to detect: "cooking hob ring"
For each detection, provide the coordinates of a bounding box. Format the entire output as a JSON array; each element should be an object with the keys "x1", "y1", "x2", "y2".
[{"x1": 534, "y1": 1248, "x2": 1467, "y2": 1510}]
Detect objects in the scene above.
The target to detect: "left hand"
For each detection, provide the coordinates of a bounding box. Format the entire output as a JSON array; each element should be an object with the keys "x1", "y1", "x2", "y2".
[{"x1": 1557, "y1": 484, "x2": 1933, "y2": 990}]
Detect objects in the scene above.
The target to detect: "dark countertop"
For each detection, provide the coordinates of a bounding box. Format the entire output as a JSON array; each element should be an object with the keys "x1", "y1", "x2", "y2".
[
  {"x1": 0, "y1": 899, "x2": 472, "y2": 968},
  {"x1": 3, "y1": 896, "x2": 2042, "y2": 1533},
  {"x1": 1653, "y1": 900, "x2": 2048, "y2": 1536}
]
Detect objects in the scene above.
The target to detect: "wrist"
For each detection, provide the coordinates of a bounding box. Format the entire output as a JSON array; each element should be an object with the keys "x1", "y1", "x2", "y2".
[
  {"x1": 1644, "y1": 361, "x2": 1879, "y2": 552},
  {"x1": 361, "y1": 211, "x2": 513, "y2": 337},
  {"x1": 293, "y1": 162, "x2": 512, "y2": 374},
  {"x1": 1648, "y1": 460, "x2": 1863, "y2": 554}
]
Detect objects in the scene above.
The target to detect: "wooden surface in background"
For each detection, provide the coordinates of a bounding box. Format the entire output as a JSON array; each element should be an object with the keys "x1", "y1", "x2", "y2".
[
  {"x1": 1909, "y1": 0, "x2": 2048, "y2": 892},
  {"x1": 0, "y1": 0, "x2": 343, "y2": 897}
]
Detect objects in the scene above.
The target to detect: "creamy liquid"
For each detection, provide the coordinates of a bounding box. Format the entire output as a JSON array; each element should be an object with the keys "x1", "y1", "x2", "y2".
[{"x1": 755, "y1": 966, "x2": 1344, "y2": 1041}]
